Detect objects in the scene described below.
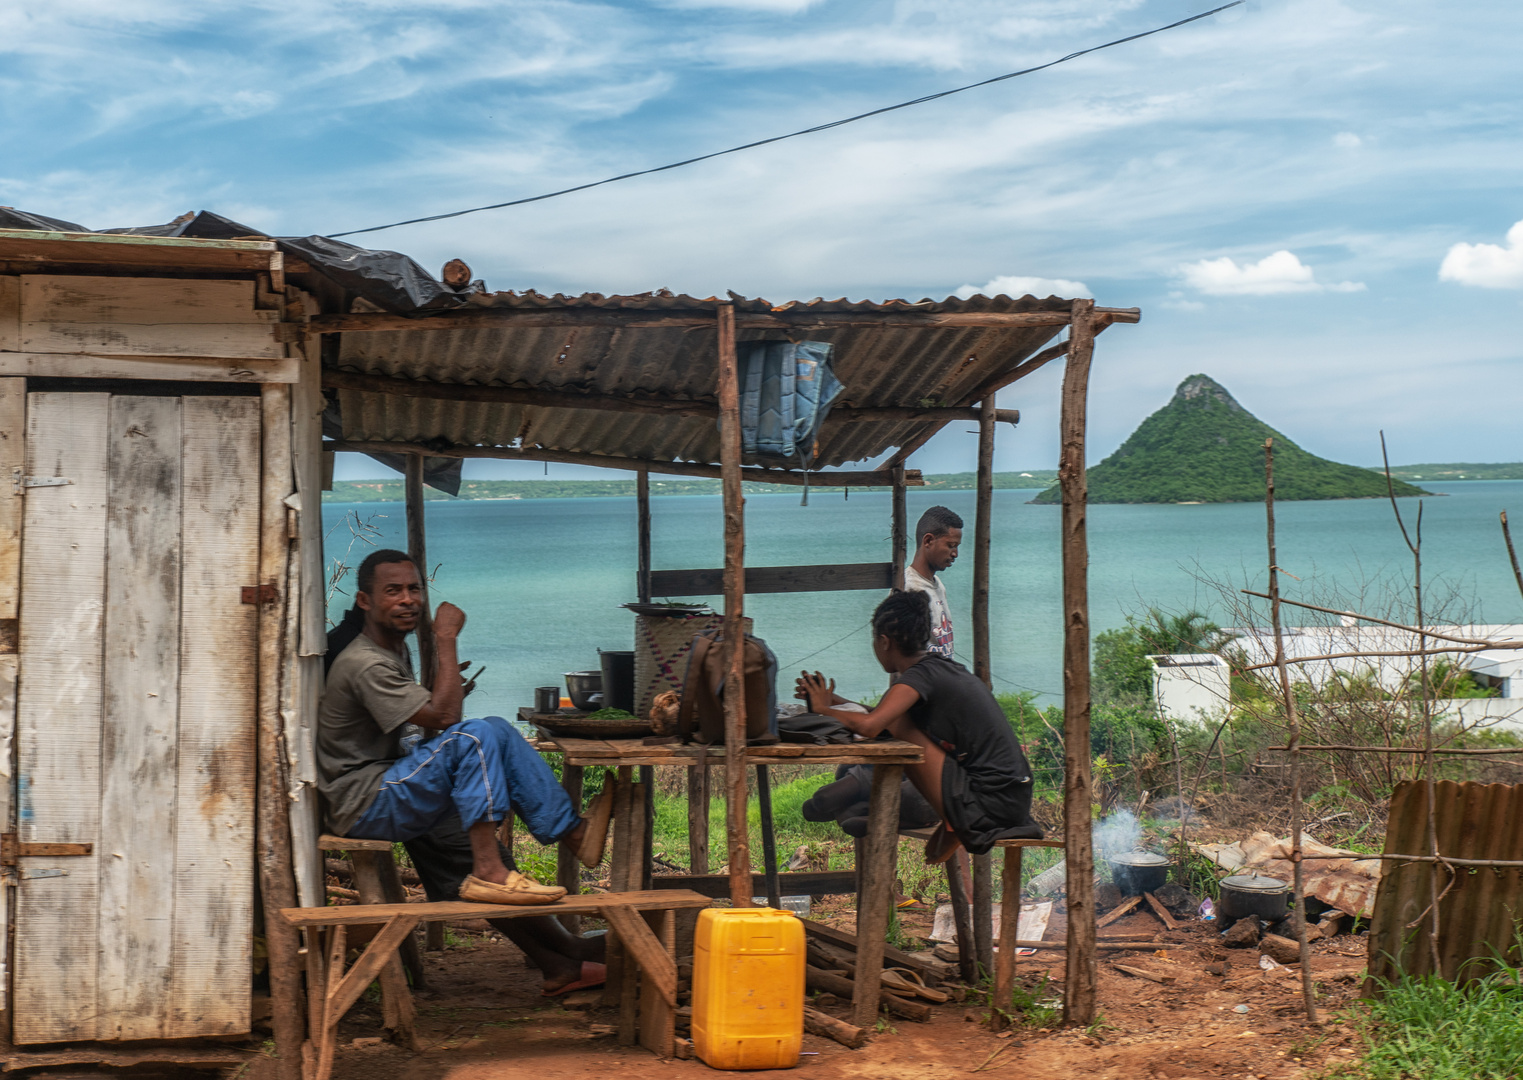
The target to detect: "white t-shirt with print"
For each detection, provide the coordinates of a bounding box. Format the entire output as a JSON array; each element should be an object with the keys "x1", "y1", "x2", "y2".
[{"x1": 904, "y1": 565, "x2": 953, "y2": 659}]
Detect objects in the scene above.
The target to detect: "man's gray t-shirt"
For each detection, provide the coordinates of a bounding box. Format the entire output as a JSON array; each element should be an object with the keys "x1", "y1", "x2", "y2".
[{"x1": 318, "y1": 635, "x2": 432, "y2": 834}]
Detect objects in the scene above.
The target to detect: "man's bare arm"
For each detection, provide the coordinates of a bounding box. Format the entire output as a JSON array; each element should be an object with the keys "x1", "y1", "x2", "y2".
[{"x1": 408, "y1": 602, "x2": 466, "y2": 730}]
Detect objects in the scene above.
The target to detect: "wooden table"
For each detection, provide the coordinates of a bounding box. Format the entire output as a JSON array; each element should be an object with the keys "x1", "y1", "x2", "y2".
[{"x1": 527, "y1": 717, "x2": 924, "y2": 1032}]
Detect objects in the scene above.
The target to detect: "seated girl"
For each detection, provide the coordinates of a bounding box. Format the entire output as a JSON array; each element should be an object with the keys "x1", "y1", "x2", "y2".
[{"x1": 795, "y1": 589, "x2": 1040, "y2": 863}]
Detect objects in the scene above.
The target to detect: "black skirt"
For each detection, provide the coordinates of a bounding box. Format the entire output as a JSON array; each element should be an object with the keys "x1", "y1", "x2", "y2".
[{"x1": 940, "y1": 756, "x2": 1042, "y2": 855}]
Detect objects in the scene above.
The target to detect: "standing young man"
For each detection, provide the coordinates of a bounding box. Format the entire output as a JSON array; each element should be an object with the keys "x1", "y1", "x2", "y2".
[{"x1": 903, "y1": 505, "x2": 962, "y2": 659}]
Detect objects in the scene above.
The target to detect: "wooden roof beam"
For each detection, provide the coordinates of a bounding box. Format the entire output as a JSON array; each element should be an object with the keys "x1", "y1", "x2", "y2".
[
  {"x1": 321, "y1": 369, "x2": 1018, "y2": 425},
  {"x1": 307, "y1": 307, "x2": 1141, "y2": 333},
  {"x1": 326, "y1": 439, "x2": 924, "y2": 488}
]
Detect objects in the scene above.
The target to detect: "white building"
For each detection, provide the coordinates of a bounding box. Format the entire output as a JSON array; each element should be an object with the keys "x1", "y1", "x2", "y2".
[{"x1": 1149, "y1": 653, "x2": 1232, "y2": 725}]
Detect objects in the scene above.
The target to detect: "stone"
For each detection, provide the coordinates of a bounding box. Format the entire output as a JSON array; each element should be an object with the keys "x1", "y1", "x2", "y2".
[
  {"x1": 1095, "y1": 883, "x2": 1123, "y2": 912},
  {"x1": 1259, "y1": 933, "x2": 1302, "y2": 966},
  {"x1": 1152, "y1": 883, "x2": 1199, "y2": 918},
  {"x1": 1221, "y1": 916, "x2": 1261, "y2": 949}
]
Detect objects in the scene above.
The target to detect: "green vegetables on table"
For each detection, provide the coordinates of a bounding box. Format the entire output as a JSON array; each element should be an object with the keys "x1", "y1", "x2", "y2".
[{"x1": 584, "y1": 707, "x2": 638, "y2": 720}]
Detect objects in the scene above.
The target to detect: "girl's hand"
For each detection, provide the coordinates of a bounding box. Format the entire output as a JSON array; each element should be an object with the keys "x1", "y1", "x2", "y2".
[{"x1": 796, "y1": 670, "x2": 836, "y2": 713}]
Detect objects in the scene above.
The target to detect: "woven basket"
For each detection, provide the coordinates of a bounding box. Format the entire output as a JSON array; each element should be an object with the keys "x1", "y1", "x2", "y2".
[{"x1": 634, "y1": 613, "x2": 752, "y2": 717}]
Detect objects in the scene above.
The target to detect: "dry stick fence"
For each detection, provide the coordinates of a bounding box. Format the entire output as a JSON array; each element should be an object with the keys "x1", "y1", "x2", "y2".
[{"x1": 1253, "y1": 438, "x2": 1523, "y2": 1024}]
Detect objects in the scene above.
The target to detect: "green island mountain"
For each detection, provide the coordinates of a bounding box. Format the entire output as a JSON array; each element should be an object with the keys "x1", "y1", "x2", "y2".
[{"x1": 1031, "y1": 374, "x2": 1430, "y2": 505}]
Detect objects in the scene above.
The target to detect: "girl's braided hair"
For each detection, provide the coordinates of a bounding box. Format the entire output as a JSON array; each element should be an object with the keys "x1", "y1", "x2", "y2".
[{"x1": 873, "y1": 589, "x2": 932, "y2": 656}]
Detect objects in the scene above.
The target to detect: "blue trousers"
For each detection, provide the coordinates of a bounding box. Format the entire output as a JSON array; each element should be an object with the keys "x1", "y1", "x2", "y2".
[{"x1": 349, "y1": 717, "x2": 579, "y2": 845}]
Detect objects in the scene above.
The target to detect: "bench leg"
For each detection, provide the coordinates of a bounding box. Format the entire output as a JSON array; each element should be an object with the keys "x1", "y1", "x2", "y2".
[
  {"x1": 992, "y1": 847, "x2": 1023, "y2": 1030},
  {"x1": 349, "y1": 851, "x2": 422, "y2": 1044},
  {"x1": 946, "y1": 849, "x2": 978, "y2": 984},
  {"x1": 557, "y1": 764, "x2": 585, "y2": 933},
  {"x1": 639, "y1": 908, "x2": 676, "y2": 1058},
  {"x1": 852, "y1": 764, "x2": 903, "y2": 1030},
  {"x1": 315, "y1": 915, "x2": 420, "y2": 1080}
]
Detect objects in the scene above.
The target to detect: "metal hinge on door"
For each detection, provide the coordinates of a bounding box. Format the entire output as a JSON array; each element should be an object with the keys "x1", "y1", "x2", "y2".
[
  {"x1": 0, "y1": 834, "x2": 93, "y2": 866},
  {"x1": 11, "y1": 467, "x2": 73, "y2": 495}
]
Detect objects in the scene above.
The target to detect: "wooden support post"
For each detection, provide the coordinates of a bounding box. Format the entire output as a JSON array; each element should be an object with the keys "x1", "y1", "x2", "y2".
[
  {"x1": 756, "y1": 764, "x2": 782, "y2": 908},
  {"x1": 1058, "y1": 299, "x2": 1098, "y2": 1026},
  {"x1": 687, "y1": 765, "x2": 709, "y2": 874},
  {"x1": 993, "y1": 846, "x2": 1023, "y2": 1026},
  {"x1": 637, "y1": 467, "x2": 652, "y2": 604},
  {"x1": 404, "y1": 454, "x2": 435, "y2": 689},
  {"x1": 557, "y1": 764, "x2": 584, "y2": 932},
  {"x1": 257, "y1": 385, "x2": 304, "y2": 1080},
  {"x1": 851, "y1": 764, "x2": 903, "y2": 1029},
  {"x1": 891, "y1": 465, "x2": 907, "y2": 590},
  {"x1": 716, "y1": 302, "x2": 752, "y2": 908},
  {"x1": 973, "y1": 394, "x2": 995, "y2": 687},
  {"x1": 347, "y1": 853, "x2": 418, "y2": 1049},
  {"x1": 602, "y1": 768, "x2": 635, "y2": 1008}
]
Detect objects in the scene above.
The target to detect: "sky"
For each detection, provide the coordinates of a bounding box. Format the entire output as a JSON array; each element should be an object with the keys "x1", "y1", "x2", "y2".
[{"x1": 3, "y1": 0, "x2": 1520, "y2": 481}]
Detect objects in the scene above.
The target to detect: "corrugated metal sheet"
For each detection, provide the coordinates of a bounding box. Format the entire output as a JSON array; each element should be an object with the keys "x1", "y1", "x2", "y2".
[
  {"x1": 332, "y1": 291, "x2": 1072, "y2": 469},
  {"x1": 1367, "y1": 781, "x2": 1523, "y2": 985}
]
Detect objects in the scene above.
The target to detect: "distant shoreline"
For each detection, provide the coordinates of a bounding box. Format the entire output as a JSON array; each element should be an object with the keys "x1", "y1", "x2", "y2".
[{"x1": 322, "y1": 464, "x2": 1523, "y2": 504}]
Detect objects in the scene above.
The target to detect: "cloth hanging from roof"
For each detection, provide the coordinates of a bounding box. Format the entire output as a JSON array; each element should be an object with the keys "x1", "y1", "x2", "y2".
[{"x1": 737, "y1": 341, "x2": 842, "y2": 469}]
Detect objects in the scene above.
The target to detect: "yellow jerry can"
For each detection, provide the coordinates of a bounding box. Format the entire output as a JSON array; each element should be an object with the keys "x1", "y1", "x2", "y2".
[{"x1": 691, "y1": 907, "x2": 805, "y2": 1070}]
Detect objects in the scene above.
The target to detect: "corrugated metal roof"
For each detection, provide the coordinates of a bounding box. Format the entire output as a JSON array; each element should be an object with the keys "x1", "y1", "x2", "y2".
[
  {"x1": 331, "y1": 290, "x2": 1074, "y2": 469},
  {"x1": 1367, "y1": 780, "x2": 1523, "y2": 985}
]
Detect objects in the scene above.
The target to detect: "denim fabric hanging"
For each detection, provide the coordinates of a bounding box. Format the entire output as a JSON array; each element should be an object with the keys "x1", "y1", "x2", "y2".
[{"x1": 736, "y1": 341, "x2": 843, "y2": 503}]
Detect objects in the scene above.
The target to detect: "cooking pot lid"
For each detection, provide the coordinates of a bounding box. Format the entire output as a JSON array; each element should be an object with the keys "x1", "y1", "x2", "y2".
[
  {"x1": 1111, "y1": 851, "x2": 1169, "y2": 866},
  {"x1": 1221, "y1": 873, "x2": 1290, "y2": 892}
]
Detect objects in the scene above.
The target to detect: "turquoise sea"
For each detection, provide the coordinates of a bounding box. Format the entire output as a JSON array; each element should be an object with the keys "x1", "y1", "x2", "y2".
[{"x1": 323, "y1": 480, "x2": 1523, "y2": 711}]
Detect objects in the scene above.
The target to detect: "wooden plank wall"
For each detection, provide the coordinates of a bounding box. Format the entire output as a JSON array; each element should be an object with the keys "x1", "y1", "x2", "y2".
[
  {"x1": 0, "y1": 377, "x2": 20, "y2": 1016},
  {"x1": 100, "y1": 397, "x2": 183, "y2": 1039},
  {"x1": 0, "y1": 278, "x2": 17, "y2": 352},
  {"x1": 13, "y1": 392, "x2": 112, "y2": 1044},
  {"x1": 19, "y1": 276, "x2": 283, "y2": 359},
  {"x1": 169, "y1": 397, "x2": 260, "y2": 1034}
]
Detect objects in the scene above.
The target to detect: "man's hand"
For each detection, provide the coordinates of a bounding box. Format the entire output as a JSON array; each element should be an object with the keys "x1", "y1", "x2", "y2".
[
  {"x1": 434, "y1": 601, "x2": 466, "y2": 639},
  {"x1": 796, "y1": 670, "x2": 836, "y2": 714}
]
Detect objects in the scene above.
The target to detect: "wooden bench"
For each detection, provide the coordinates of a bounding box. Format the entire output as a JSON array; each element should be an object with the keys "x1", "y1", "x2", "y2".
[{"x1": 282, "y1": 889, "x2": 710, "y2": 1080}]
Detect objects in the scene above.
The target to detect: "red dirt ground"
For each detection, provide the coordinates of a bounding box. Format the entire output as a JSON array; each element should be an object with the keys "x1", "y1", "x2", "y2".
[{"x1": 272, "y1": 900, "x2": 1368, "y2": 1080}]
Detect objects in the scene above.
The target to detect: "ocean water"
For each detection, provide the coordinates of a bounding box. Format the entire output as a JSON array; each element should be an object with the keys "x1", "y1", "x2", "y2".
[{"x1": 323, "y1": 480, "x2": 1523, "y2": 710}]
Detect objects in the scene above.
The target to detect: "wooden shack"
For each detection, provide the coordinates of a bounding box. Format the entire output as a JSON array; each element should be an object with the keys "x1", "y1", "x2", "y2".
[{"x1": 0, "y1": 221, "x2": 1137, "y2": 1076}]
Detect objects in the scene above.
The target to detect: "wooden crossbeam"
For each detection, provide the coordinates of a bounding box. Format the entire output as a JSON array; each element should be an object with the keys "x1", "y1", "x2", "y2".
[
  {"x1": 648, "y1": 562, "x2": 893, "y2": 597},
  {"x1": 600, "y1": 905, "x2": 677, "y2": 1008}
]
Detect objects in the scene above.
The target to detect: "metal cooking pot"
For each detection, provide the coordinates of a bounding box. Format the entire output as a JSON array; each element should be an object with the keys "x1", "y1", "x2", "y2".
[
  {"x1": 1217, "y1": 873, "x2": 1290, "y2": 924},
  {"x1": 1108, "y1": 851, "x2": 1171, "y2": 896},
  {"x1": 563, "y1": 670, "x2": 603, "y2": 711}
]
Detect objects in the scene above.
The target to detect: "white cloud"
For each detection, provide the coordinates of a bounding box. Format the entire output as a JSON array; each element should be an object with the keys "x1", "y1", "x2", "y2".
[
  {"x1": 954, "y1": 274, "x2": 1090, "y2": 300},
  {"x1": 1333, "y1": 131, "x2": 1362, "y2": 148},
  {"x1": 1179, "y1": 250, "x2": 1365, "y2": 296},
  {"x1": 1439, "y1": 220, "x2": 1523, "y2": 288},
  {"x1": 658, "y1": 0, "x2": 822, "y2": 9}
]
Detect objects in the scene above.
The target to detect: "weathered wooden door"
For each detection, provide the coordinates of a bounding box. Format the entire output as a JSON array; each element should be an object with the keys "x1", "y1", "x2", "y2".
[{"x1": 11, "y1": 391, "x2": 261, "y2": 1043}]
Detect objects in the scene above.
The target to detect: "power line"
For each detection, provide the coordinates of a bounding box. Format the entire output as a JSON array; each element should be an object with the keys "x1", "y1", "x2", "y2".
[{"x1": 331, "y1": 2, "x2": 1243, "y2": 239}]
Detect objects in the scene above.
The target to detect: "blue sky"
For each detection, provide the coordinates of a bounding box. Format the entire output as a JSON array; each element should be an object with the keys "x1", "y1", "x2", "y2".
[{"x1": 3, "y1": 0, "x2": 1519, "y2": 481}]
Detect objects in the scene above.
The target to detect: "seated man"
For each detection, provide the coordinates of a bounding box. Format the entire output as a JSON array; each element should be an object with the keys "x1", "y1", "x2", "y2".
[
  {"x1": 319, "y1": 549, "x2": 613, "y2": 989},
  {"x1": 796, "y1": 589, "x2": 1038, "y2": 864}
]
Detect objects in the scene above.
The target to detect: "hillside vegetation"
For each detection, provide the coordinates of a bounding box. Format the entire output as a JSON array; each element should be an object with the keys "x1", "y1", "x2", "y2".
[{"x1": 1032, "y1": 374, "x2": 1429, "y2": 504}]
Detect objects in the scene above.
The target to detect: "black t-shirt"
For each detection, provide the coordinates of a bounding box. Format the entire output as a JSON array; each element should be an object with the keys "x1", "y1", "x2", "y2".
[{"x1": 894, "y1": 654, "x2": 1032, "y2": 793}]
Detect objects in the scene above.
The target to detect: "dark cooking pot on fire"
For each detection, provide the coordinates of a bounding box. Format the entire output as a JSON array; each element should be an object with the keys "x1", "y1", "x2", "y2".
[
  {"x1": 1217, "y1": 873, "x2": 1290, "y2": 924},
  {"x1": 1108, "y1": 851, "x2": 1170, "y2": 896}
]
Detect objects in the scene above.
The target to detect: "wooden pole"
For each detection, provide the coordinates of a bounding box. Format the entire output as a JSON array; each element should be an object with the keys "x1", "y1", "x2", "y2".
[
  {"x1": 257, "y1": 385, "x2": 305, "y2": 1080},
  {"x1": 1058, "y1": 299, "x2": 1098, "y2": 1026},
  {"x1": 716, "y1": 303, "x2": 752, "y2": 908},
  {"x1": 851, "y1": 764, "x2": 904, "y2": 1029},
  {"x1": 973, "y1": 394, "x2": 995, "y2": 686},
  {"x1": 1265, "y1": 439, "x2": 1318, "y2": 1023},
  {"x1": 756, "y1": 765, "x2": 782, "y2": 908},
  {"x1": 687, "y1": 765, "x2": 709, "y2": 874},
  {"x1": 637, "y1": 467, "x2": 652, "y2": 604},
  {"x1": 891, "y1": 466, "x2": 907, "y2": 590},
  {"x1": 404, "y1": 455, "x2": 435, "y2": 690}
]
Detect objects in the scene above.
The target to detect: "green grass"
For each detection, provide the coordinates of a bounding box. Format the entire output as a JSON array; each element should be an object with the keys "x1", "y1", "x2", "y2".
[{"x1": 1326, "y1": 959, "x2": 1523, "y2": 1079}]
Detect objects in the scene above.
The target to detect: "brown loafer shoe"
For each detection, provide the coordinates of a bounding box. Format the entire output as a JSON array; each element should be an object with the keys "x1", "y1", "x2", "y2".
[
  {"x1": 459, "y1": 872, "x2": 566, "y2": 905},
  {"x1": 575, "y1": 783, "x2": 615, "y2": 868}
]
